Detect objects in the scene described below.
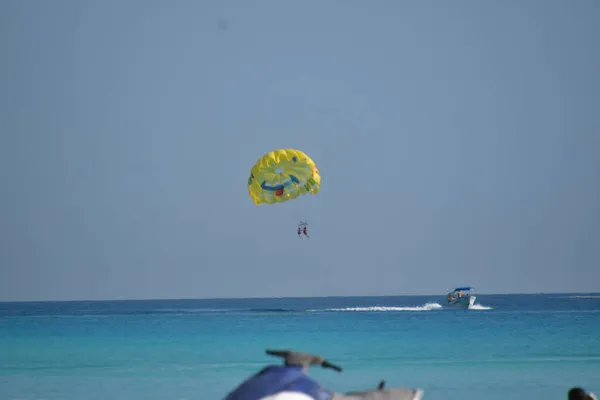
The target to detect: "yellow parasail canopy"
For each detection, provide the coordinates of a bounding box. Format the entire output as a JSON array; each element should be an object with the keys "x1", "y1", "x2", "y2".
[{"x1": 248, "y1": 149, "x2": 321, "y2": 205}]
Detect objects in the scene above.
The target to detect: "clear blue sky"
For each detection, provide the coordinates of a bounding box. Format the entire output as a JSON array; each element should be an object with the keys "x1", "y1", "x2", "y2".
[{"x1": 1, "y1": 0, "x2": 599, "y2": 301}]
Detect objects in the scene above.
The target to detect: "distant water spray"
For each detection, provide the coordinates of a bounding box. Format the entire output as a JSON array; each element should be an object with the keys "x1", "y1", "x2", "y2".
[
  {"x1": 310, "y1": 303, "x2": 444, "y2": 312},
  {"x1": 468, "y1": 303, "x2": 492, "y2": 310}
]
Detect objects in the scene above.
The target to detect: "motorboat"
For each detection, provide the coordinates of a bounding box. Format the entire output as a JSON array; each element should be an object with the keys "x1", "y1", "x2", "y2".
[
  {"x1": 224, "y1": 349, "x2": 424, "y2": 400},
  {"x1": 446, "y1": 287, "x2": 476, "y2": 309}
]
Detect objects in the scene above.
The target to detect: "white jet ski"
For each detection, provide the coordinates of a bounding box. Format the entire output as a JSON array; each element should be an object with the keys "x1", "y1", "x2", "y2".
[{"x1": 224, "y1": 349, "x2": 424, "y2": 400}]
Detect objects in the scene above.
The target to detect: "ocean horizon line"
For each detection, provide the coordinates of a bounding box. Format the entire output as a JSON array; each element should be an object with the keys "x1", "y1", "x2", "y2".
[{"x1": 1, "y1": 291, "x2": 599, "y2": 304}]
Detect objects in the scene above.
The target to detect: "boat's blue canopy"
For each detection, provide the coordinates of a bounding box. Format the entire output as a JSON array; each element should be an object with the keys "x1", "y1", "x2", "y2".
[{"x1": 453, "y1": 286, "x2": 473, "y2": 291}]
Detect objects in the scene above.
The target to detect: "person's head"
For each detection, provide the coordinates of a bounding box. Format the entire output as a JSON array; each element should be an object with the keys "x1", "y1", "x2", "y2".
[{"x1": 569, "y1": 387, "x2": 597, "y2": 400}]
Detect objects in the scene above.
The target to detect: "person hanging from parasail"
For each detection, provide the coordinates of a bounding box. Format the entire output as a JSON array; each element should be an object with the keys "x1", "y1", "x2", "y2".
[{"x1": 302, "y1": 224, "x2": 309, "y2": 239}]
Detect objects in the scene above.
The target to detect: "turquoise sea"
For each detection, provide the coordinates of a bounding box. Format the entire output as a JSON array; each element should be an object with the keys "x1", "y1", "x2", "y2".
[{"x1": 1, "y1": 294, "x2": 599, "y2": 399}]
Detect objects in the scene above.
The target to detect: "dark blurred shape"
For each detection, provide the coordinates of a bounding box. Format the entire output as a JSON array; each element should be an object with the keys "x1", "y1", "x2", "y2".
[{"x1": 569, "y1": 387, "x2": 597, "y2": 400}]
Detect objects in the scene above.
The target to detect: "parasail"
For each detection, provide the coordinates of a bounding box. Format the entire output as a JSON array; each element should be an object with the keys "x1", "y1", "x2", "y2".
[{"x1": 248, "y1": 149, "x2": 321, "y2": 205}]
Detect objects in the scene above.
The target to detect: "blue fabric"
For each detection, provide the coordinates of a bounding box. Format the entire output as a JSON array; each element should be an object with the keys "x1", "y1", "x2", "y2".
[
  {"x1": 454, "y1": 286, "x2": 473, "y2": 291},
  {"x1": 260, "y1": 179, "x2": 295, "y2": 191},
  {"x1": 224, "y1": 365, "x2": 334, "y2": 400}
]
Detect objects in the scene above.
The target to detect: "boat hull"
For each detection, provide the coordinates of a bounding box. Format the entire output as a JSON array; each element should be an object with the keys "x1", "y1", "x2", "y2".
[{"x1": 446, "y1": 295, "x2": 476, "y2": 309}]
